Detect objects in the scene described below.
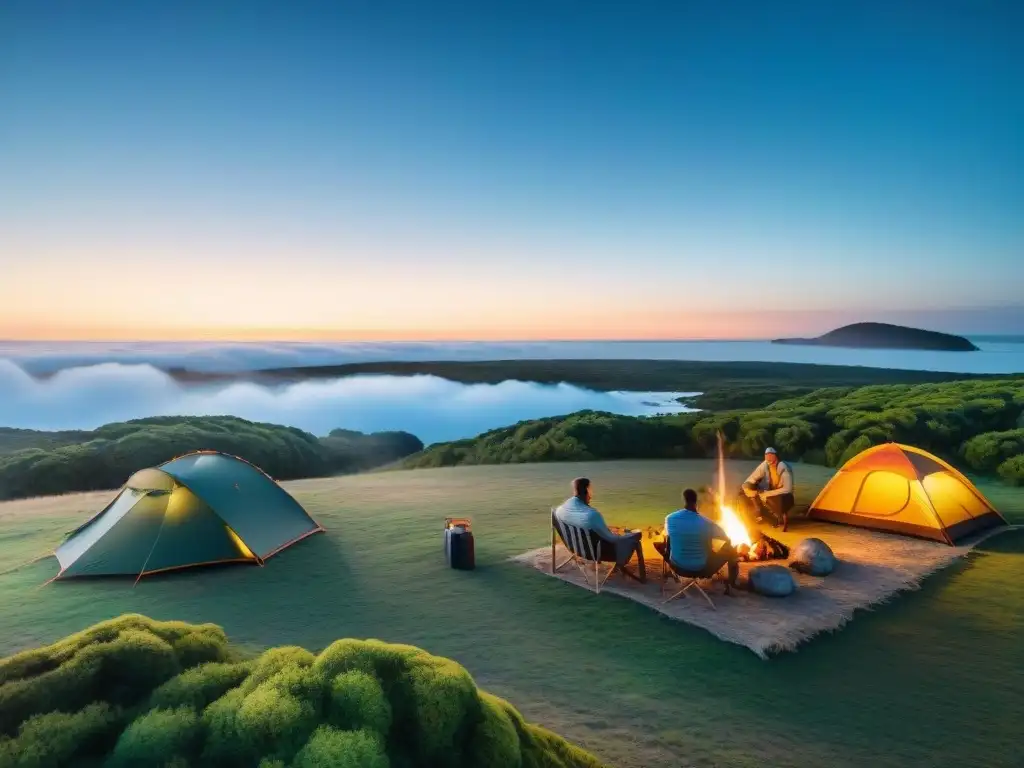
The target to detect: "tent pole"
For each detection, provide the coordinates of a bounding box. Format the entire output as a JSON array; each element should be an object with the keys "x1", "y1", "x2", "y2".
[{"x1": 135, "y1": 500, "x2": 171, "y2": 587}]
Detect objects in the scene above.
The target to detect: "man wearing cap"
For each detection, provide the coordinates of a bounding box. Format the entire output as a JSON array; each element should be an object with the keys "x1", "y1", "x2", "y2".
[{"x1": 741, "y1": 447, "x2": 795, "y2": 531}]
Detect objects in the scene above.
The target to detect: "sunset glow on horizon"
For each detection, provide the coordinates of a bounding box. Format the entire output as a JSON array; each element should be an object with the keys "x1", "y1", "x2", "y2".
[{"x1": 2, "y1": 3, "x2": 1021, "y2": 342}]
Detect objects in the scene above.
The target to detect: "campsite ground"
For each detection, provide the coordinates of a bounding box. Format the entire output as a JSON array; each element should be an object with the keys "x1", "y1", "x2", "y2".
[{"x1": 1, "y1": 460, "x2": 1022, "y2": 768}]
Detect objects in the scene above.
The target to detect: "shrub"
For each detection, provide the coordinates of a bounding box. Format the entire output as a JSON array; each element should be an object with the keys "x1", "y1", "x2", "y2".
[
  {"x1": 404, "y1": 653, "x2": 480, "y2": 761},
  {"x1": 962, "y1": 430, "x2": 1024, "y2": 474},
  {"x1": 149, "y1": 662, "x2": 252, "y2": 711},
  {"x1": 107, "y1": 707, "x2": 202, "y2": 768},
  {"x1": 291, "y1": 726, "x2": 389, "y2": 768},
  {"x1": 0, "y1": 701, "x2": 123, "y2": 766},
  {"x1": 328, "y1": 671, "x2": 391, "y2": 735},
  {"x1": 824, "y1": 430, "x2": 855, "y2": 467},
  {"x1": 997, "y1": 455, "x2": 1024, "y2": 486},
  {"x1": 468, "y1": 692, "x2": 522, "y2": 768},
  {"x1": 0, "y1": 616, "x2": 608, "y2": 768},
  {"x1": 0, "y1": 629, "x2": 182, "y2": 734},
  {"x1": 838, "y1": 435, "x2": 875, "y2": 467},
  {"x1": 233, "y1": 679, "x2": 320, "y2": 762}
]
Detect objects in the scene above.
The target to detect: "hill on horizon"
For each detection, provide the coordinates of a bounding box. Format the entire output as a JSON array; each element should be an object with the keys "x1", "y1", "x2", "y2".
[{"x1": 772, "y1": 322, "x2": 979, "y2": 351}]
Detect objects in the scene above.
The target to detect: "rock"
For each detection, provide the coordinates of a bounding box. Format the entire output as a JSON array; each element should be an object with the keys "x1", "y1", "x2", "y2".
[
  {"x1": 789, "y1": 537, "x2": 836, "y2": 576},
  {"x1": 748, "y1": 564, "x2": 796, "y2": 597}
]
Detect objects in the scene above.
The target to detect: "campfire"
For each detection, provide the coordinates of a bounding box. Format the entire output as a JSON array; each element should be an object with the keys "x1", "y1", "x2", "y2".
[
  {"x1": 640, "y1": 432, "x2": 790, "y2": 562},
  {"x1": 717, "y1": 503, "x2": 789, "y2": 561},
  {"x1": 714, "y1": 433, "x2": 789, "y2": 562}
]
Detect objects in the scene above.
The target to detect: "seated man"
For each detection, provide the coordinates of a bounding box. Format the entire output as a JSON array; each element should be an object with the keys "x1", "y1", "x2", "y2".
[
  {"x1": 554, "y1": 477, "x2": 646, "y2": 582},
  {"x1": 654, "y1": 488, "x2": 739, "y2": 594},
  {"x1": 741, "y1": 446, "x2": 795, "y2": 531}
]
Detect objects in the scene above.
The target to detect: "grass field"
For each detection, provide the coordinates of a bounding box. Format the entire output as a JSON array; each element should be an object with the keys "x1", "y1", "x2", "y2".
[{"x1": 2, "y1": 460, "x2": 1022, "y2": 767}]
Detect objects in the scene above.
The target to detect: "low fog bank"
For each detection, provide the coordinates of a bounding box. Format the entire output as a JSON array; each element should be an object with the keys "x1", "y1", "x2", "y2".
[
  {"x1": 3, "y1": 338, "x2": 1022, "y2": 377},
  {"x1": 0, "y1": 359, "x2": 695, "y2": 444}
]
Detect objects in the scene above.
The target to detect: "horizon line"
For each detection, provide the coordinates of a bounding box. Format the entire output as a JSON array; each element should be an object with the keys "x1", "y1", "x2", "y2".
[{"x1": 2, "y1": 333, "x2": 1017, "y2": 346}]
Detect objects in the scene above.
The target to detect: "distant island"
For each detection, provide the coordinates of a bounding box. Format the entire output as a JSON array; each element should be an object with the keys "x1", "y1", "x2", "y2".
[{"x1": 772, "y1": 322, "x2": 979, "y2": 352}]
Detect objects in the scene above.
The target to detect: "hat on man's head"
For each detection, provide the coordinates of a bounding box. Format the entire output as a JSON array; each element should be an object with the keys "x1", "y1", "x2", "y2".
[{"x1": 764, "y1": 447, "x2": 777, "y2": 455}]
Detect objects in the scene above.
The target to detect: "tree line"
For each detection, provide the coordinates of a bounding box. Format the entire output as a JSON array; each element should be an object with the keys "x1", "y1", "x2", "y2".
[
  {"x1": 0, "y1": 416, "x2": 423, "y2": 501},
  {"x1": 403, "y1": 379, "x2": 1024, "y2": 485}
]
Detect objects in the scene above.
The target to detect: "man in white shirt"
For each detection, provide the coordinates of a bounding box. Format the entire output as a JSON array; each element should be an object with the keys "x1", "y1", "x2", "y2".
[{"x1": 741, "y1": 447, "x2": 795, "y2": 532}]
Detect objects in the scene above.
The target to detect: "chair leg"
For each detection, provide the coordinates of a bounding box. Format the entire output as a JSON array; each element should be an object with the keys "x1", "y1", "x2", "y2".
[
  {"x1": 663, "y1": 577, "x2": 716, "y2": 609},
  {"x1": 662, "y1": 577, "x2": 690, "y2": 604},
  {"x1": 554, "y1": 551, "x2": 577, "y2": 573},
  {"x1": 552, "y1": 544, "x2": 591, "y2": 583},
  {"x1": 661, "y1": 567, "x2": 677, "y2": 597},
  {"x1": 552, "y1": 542, "x2": 579, "y2": 574},
  {"x1": 595, "y1": 562, "x2": 617, "y2": 592},
  {"x1": 574, "y1": 556, "x2": 592, "y2": 584},
  {"x1": 686, "y1": 579, "x2": 716, "y2": 610}
]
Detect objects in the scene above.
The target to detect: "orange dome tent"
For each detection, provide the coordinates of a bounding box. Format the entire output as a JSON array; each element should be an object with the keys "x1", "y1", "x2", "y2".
[{"x1": 807, "y1": 443, "x2": 1006, "y2": 545}]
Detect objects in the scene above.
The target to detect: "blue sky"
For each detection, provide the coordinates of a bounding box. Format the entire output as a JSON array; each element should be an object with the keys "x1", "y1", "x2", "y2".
[{"x1": 1, "y1": 1, "x2": 1022, "y2": 339}]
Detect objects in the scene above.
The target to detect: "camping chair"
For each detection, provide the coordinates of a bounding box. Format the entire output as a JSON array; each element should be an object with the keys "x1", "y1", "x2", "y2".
[
  {"x1": 550, "y1": 511, "x2": 644, "y2": 593},
  {"x1": 660, "y1": 535, "x2": 726, "y2": 610}
]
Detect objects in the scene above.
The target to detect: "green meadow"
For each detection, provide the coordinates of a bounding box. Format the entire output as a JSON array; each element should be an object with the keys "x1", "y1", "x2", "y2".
[{"x1": 2, "y1": 459, "x2": 1022, "y2": 767}]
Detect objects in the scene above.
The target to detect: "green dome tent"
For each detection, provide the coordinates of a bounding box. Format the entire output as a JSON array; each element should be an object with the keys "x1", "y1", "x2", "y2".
[{"x1": 51, "y1": 451, "x2": 324, "y2": 581}]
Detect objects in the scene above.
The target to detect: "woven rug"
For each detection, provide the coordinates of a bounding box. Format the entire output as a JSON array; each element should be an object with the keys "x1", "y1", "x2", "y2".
[{"x1": 511, "y1": 521, "x2": 1012, "y2": 659}]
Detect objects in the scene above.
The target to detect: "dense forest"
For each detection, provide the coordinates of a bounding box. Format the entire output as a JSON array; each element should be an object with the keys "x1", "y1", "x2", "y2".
[
  {"x1": 0, "y1": 614, "x2": 606, "y2": 768},
  {"x1": 403, "y1": 379, "x2": 1024, "y2": 485},
  {"x1": 0, "y1": 417, "x2": 422, "y2": 501}
]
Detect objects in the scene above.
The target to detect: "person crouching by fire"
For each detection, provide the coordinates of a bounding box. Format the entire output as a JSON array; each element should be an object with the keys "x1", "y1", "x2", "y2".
[{"x1": 740, "y1": 447, "x2": 795, "y2": 532}]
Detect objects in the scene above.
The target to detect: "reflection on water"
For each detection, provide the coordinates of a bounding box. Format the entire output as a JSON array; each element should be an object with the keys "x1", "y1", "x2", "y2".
[{"x1": 0, "y1": 359, "x2": 698, "y2": 443}]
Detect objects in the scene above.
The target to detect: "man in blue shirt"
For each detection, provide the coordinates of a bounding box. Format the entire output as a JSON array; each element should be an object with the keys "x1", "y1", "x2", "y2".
[
  {"x1": 554, "y1": 477, "x2": 646, "y2": 582},
  {"x1": 655, "y1": 488, "x2": 739, "y2": 594}
]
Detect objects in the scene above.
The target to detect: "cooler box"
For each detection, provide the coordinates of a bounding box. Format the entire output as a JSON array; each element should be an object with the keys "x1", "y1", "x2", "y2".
[{"x1": 444, "y1": 517, "x2": 475, "y2": 571}]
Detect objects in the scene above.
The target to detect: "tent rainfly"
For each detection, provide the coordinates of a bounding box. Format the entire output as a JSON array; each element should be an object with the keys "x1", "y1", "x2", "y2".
[
  {"x1": 52, "y1": 451, "x2": 324, "y2": 580},
  {"x1": 807, "y1": 443, "x2": 1006, "y2": 545}
]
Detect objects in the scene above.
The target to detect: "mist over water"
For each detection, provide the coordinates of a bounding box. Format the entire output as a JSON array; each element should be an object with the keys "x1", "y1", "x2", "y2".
[
  {"x1": 0, "y1": 360, "x2": 695, "y2": 444},
  {"x1": 1, "y1": 336, "x2": 1019, "y2": 444},
  {"x1": 1, "y1": 338, "x2": 1022, "y2": 376}
]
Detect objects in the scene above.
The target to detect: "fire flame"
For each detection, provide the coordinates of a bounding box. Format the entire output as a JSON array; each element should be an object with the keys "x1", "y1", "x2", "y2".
[
  {"x1": 715, "y1": 430, "x2": 755, "y2": 548},
  {"x1": 718, "y1": 504, "x2": 753, "y2": 548}
]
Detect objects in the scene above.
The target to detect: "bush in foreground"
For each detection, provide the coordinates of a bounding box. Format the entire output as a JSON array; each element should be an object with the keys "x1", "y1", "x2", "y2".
[{"x1": 0, "y1": 615, "x2": 607, "y2": 768}]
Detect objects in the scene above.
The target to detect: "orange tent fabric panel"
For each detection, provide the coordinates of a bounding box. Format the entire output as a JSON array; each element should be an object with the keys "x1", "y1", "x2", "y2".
[
  {"x1": 841, "y1": 449, "x2": 920, "y2": 481},
  {"x1": 923, "y1": 472, "x2": 993, "y2": 527},
  {"x1": 811, "y1": 470, "x2": 866, "y2": 514}
]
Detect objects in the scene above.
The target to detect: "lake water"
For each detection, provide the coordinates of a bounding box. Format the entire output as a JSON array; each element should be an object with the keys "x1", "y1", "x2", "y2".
[
  {"x1": 0, "y1": 339, "x2": 1020, "y2": 442},
  {"x1": 0, "y1": 359, "x2": 696, "y2": 443},
  {"x1": 2, "y1": 337, "x2": 1023, "y2": 375}
]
